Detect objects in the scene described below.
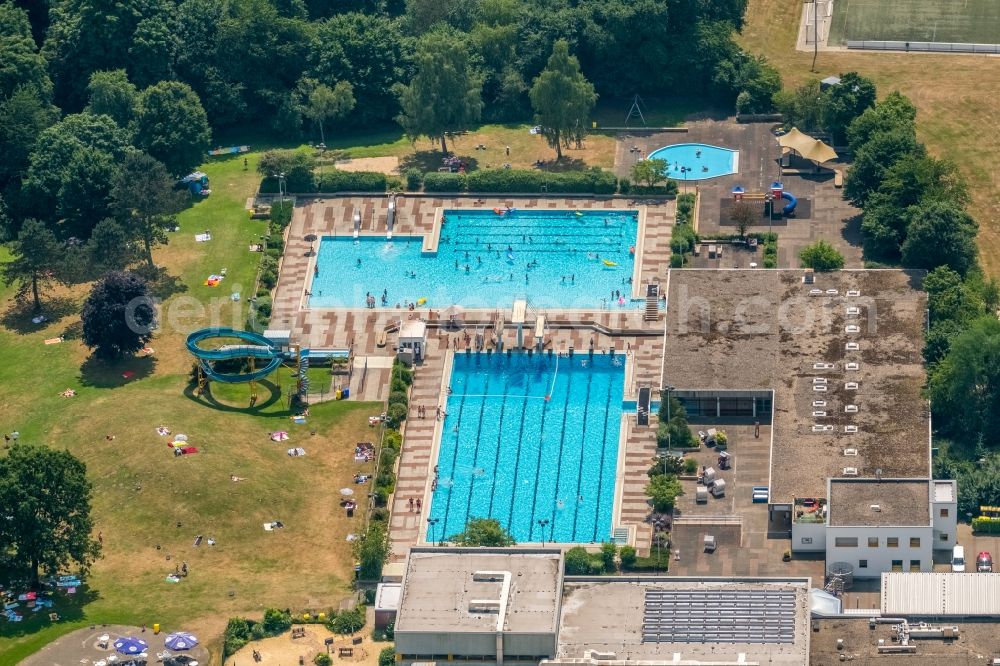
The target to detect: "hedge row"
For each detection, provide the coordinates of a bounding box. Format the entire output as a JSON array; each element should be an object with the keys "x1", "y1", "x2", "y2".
[{"x1": 973, "y1": 516, "x2": 1000, "y2": 533}]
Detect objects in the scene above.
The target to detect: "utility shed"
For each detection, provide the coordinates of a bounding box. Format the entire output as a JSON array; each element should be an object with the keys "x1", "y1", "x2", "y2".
[{"x1": 881, "y1": 572, "x2": 1000, "y2": 616}]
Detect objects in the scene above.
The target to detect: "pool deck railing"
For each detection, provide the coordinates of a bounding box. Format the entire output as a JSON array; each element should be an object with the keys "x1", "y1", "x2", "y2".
[{"x1": 631, "y1": 206, "x2": 648, "y2": 300}]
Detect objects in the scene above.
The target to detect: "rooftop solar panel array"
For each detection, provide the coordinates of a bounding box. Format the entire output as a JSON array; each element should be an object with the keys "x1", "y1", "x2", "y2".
[{"x1": 642, "y1": 588, "x2": 797, "y2": 644}]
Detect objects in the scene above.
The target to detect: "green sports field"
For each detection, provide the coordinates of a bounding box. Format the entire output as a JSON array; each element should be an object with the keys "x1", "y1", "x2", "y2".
[{"x1": 828, "y1": 0, "x2": 1000, "y2": 45}]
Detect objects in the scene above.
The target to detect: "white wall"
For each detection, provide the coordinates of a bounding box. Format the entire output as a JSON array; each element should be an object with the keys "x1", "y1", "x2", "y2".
[
  {"x1": 826, "y1": 526, "x2": 933, "y2": 578},
  {"x1": 931, "y1": 487, "x2": 958, "y2": 551},
  {"x1": 791, "y1": 519, "x2": 826, "y2": 552}
]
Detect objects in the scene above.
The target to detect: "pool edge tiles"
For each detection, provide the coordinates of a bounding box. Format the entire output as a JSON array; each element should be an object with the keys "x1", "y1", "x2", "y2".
[{"x1": 428, "y1": 351, "x2": 627, "y2": 544}]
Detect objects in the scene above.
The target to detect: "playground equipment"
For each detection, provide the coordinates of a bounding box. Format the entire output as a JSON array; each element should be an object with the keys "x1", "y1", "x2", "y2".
[{"x1": 731, "y1": 182, "x2": 797, "y2": 218}]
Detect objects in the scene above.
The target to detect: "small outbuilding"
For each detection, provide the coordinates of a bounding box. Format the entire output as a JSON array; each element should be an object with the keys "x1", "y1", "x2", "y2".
[{"x1": 398, "y1": 320, "x2": 427, "y2": 362}]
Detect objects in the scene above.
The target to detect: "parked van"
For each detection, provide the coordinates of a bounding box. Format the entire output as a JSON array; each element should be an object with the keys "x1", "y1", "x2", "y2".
[{"x1": 951, "y1": 545, "x2": 966, "y2": 572}]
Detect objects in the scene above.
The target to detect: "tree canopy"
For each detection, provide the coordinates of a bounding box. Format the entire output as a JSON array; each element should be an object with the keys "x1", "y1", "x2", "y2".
[
  {"x1": 799, "y1": 240, "x2": 845, "y2": 271},
  {"x1": 111, "y1": 152, "x2": 186, "y2": 269},
  {"x1": 81, "y1": 270, "x2": 157, "y2": 360},
  {"x1": 530, "y1": 40, "x2": 597, "y2": 161},
  {"x1": 0, "y1": 443, "x2": 101, "y2": 583},
  {"x1": 900, "y1": 201, "x2": 978, "y2": 276},
  {"x1": 133, "y1": 81, "x2": 212, "y2": 176},
  {"x1": 449, "y1": 517, "x2": 516, "y2": 546},
  {"x1": 1, "y1": 219, "x2": 66, "y2": 312},
  {"x1": 396, "y1": 30, "x2": 482, "y2": 153}
]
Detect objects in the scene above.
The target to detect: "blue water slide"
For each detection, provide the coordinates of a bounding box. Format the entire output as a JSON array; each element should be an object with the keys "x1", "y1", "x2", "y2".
[
  {"x1": 186, "y1": 327, "x2": 286, "y2": 383},
  {"x1": 781, "y1": 191, "x2": 797, "y2": 215}
]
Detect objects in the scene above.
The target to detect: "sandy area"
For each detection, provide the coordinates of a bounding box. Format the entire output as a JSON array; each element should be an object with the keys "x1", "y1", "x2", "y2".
[
  {"x1": 333, "y1": 157, "x2": 399, "y2": 175},
  {"x1": 224, "y1": 625, "x2": 389, "y2": 666}
]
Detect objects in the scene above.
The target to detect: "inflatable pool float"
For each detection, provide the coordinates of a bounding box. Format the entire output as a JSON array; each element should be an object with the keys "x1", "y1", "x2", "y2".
[
  {"x1": 416, "y1": 297, "x2": 427, "y2": 305},
  {"x1": 602, "y1": 259, "x2": 618, "y2": 267}
]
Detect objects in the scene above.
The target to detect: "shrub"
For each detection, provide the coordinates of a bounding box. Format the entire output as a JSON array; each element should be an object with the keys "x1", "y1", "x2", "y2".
[
  {"x1": 715, "y1": 431, "x2": 728, "y2": 447},
  {"x1": 315, "y1": 654, "x2": 333, "y2": 666},
  {"x1": 373, "y1": 486, "x2": 389, "y2": 507},
  {"x1": 617, "y1": 177, "x2": 631, "y2": 194},
  {"x1": 223, "y1": 617, "x2": 252, "y2": 658},
  {"x1": 405, "y1": 168, "x2": 423, "y2": 191},
  {"x1": 619, "y1": 545, "x2": 637, "y2": 569},
  {"x1": 600, "y1": 542, "x2": 617, "y2": 572},
  {"x1": 390, "y1": 377, "x2": 408, "y2": 393},
  {"x1": 263, "y1": 608, "x2": 293, "y2": 634},
  {"x1": 250, "y1": 622, "x2": 266, "y2": 640},
  {"x1": 423, "y1": 171, "x2": 467, "y2": 192},
  {"x1": 564, "y1": 546, "x2": 595, "y2": 575},
  {"x1": 463, "y1": 168, "x2": 617, "y2": 194},
  {"x1": 376, "y1": 469, "x2": 395, "y2": 490},
  {"x1": 630, "y1": 549, "x2": 671, "y2": 572},
  {"x1": 379, "y1": 647, "x2": 396, "y2": 666},
  {"x1": 383, "y1": 429, "x2": 403, "y2": 451},
  {"x1": 255, "y1": 296, "x2": 273, "y2": 319},
  {"x1": 973, "y1": 517, "x2": 1000, "y2": 533},
  {"x1": 380, "y1": 446, "x2": 398, "y2": 469},
  {"x1": 385, "y1": 403, "x2": 407, "y2": 428},
  {"x1": 386, "y1": 176, "x2": 403, "y2": 191},
  {"x1": 683, "y1": 457, "x2": 699, "y2": 474},
  {"x1": 270, "y1": 201, "x2": 293, "y2": 229},
  {"x1": 258, "y1": 149, "x2": 316, "y2": 192},
  {"x1": 670, "y1": 253, "x2": 684, "y2": 268},
  {"x1": 387, "y1": 390, "x2": 409, "y2": 408},
  {"x1": 354, "y1": 521, "x2": 390, "y2": 580},
  {"x1": 649, "y1": 455, "x2": 684, "y2": 478},
  {"x1": 631, "y1": 180, "x2": 679, "y2": 196},
  {"x1": 317, "y1": 170, "x2": 387, "y2": 192},
  {"x1": 391, "y1": 362, "x2": 413, "y2": 385},
  {"x1": 370, "y1": 507, "x2": 390, "y2": 522},
  {"x1": 799, "y1": 240, "x2": 845, "y2": 271},
  {"x1": 763, "y1": 256, "x2": 777, "y2": 268},
  {"x1": 329, "y1": 605, "x2": 366, "y2": 634}
]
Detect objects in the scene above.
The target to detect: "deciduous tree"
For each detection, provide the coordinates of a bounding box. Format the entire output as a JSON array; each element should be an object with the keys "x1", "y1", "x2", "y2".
[
  {"x1": 631, "y1": 159, "x2": 668, "y2": 189},
  {"x1": 88, "y1": 218, "x2": 137, "y2": 272},
  {"x1": 81, "y1": 270, "x2": 156, "y2": 360},
  {"x1": 0, "y1": 443, "x2": 101, "y2": 584},
  {"x1": 111, "y1": 152, "x2": 186, "y2": 270},
  {"x1": 730, "y1": 201, "x2": 756, "y2": 237},
  {"x1": 354, "y1": 521, "x2": 391, "y2": 580},
  {"x1": 86, "y1": 70, "x2": 140, "y2": 128},
  {"x1": 396, "y1": 30, "x2": 482, "y2": 153},
  {"x1": 449, "y1": 517, "x2": 516, "y2": 546},
  {"x1": 0, "y1": 219, "x2": 65, "y2": 312},
  {"x1": 302, "y1": 81, "x2": 355, "y2": 144},
  {"x1": 134, "y1": 81, "x2": 212, "y2": 176},
  {"x1": 821, "y1": 71, "x2": 876, "y2": 145},
  {"x1": 901, "y1": 201, "x2": 978, "y2": 276},
  {"x1": 529, "y1": 40, "x2": 597, "y2": 161}
]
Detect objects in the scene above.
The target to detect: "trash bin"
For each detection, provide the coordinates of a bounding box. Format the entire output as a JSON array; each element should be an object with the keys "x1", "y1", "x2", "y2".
[
  {"x1": 342, "y1": 387, "x2": 350, "y2": 399},
  {"x1": 153, "y1": 623, "x2": 160, "y2": 634},
  {"x1": 336, "y1": 388, "x2": 342, "y2": 400}
]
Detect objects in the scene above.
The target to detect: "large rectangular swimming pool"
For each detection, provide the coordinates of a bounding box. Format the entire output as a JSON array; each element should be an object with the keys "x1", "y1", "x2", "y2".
[
  {"x1": 309, "y1": 208, "x2": 639, "y2": 309},
  {"x1": 428, "y1": 351, "x2": 625, "y2": 544}
]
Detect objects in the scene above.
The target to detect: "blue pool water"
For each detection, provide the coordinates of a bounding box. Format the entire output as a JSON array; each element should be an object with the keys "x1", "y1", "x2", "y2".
[
  {"x1": 646, "y1": 143, "x2": 738, "y2": 180},
  {"x1": 428, "y1": 352, "x2": 625, "y2": 544},
  {"x1": 309, "y1": 209, "x2": 639, "y2": 309}
]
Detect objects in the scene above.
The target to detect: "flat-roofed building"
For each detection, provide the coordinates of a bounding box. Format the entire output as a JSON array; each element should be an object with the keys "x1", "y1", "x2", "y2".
[{"x1": 394, "y1": 548, "x2": 563, "y2": 664}]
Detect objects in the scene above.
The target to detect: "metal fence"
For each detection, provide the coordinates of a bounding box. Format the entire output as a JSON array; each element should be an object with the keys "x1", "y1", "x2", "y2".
[{"x1": 847, "y1": 40, "x2": 1000, "y2": 54}]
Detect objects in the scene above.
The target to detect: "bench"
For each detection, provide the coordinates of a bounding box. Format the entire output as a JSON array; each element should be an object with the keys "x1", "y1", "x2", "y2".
[
  {"x1": 834, "y1": 170, "x2": 844, "y2": 188},
  {"x1": 375, "y1": 330, "x2": 387, "y2": 347},
  {"x1": 339, "y1": 647, "x2": 354, "y2": 657}
]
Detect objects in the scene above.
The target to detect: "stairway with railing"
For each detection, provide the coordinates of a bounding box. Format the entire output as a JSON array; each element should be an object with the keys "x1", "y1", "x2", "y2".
[{"x1": 645, "y1": 283, "x2": 659, "y2": 321}]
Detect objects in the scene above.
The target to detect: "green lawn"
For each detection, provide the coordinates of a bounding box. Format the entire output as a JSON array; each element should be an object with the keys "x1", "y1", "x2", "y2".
[{"x1": 0, "y1": 150, "x2": 380, "y2": 663}]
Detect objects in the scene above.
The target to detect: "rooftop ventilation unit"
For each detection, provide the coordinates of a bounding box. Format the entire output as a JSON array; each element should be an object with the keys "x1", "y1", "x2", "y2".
[
  {"x1": 803, "y1": 269, "x2": 815, "y2": 284},
  {"x1": 845, "y1": 382, "x2": 859, "y2": 390},
  {"x1": 813, "y1": 400, "x2": 827, "y2": 407},
  {"x1": 846, "y1": 306, "x2": 861, "y2": 316},
  {"x1": 813, "y1": 424, "x2": 835, "y2": 432},
  {"x1": 812, "y1": 411, "x2": 827, "y2": 417},
  {"x1": 847, "y1": 290, "x2": 861, "y2": 297},
  {"x1": 813, "y1": 362, "x2": 835, "y2": 370},
  {"x1": 826, "y1": 289, "x2": 839, "y2": 295},
  {"x1": 813, "y1": 385, "x2": 828, "y2": 392},
  {"x1": 813, "y1": 377, "x2": 828, "y2": 384},
  {"x1": 843, "y1": 467, "x2": 859, "y2": 476},
  {"x1": 845, "y1": 405, "x2": 859, "y2": 413},
  {"x1": 870, "y1": 504, "x2": 881, "y2": 512},
  {"x1": 846, "y1": 342, "x2": 860, "y2": 351},
  {"x1": 845, "y1": 325, "x2": 861, "y2": 333},
  {"x1": 809, "y1": 288, "x2": 824, "y2": 296},
  {"x1": 844, "y1": 425, "x2": 859, "y2": 433},
  {"x1": 845, "y1": 362, "x2": 860, "y2": 371},
  {"x1": 844, "y1": 448, "x2": 859, "y2": 456}
]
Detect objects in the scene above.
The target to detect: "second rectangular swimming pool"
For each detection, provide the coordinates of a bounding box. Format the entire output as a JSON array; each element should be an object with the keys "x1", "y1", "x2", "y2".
[
  {"x1": 428, "y1": 351, "x2": 625, "y2": 544},
  {"x1": 309, "y1": 208, "x2": 640, "y2": 309}
]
